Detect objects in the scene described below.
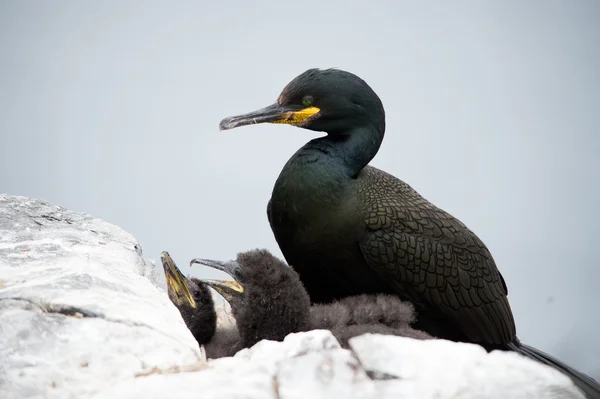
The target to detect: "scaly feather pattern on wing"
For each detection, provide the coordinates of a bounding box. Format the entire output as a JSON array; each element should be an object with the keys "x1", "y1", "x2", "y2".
[{"x1": 357, "y1": 166, "x2": 516, "y2": 345}]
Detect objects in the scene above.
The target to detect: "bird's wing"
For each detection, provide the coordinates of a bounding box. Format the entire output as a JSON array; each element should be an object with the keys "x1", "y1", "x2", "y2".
[{"x1": 356, "y1": 166, "x2": 516, "y2": 345}]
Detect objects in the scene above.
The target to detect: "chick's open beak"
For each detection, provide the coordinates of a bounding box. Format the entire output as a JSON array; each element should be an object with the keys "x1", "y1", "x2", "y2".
[
  {"x1": 190, "y1": 258, "x2": 245, "y2": 302},
  {"x1": 161, "y1": 251, "x2": 196, "y2": 308}
]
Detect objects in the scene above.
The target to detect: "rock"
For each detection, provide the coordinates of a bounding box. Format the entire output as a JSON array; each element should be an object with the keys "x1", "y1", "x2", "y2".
[
  {"x1": 94, "y1": 330, "x2": 343, "y2": 399},
  {"x1": 91, "y1": 356, "x2": 277, "y2": 399},
  {"x1": 234, "y1": 328, "x2": 342, "y2": 363},
  {"x1": 0, "y1": 194, "x2": 587, "y2": 398},
  {"x1": 349, "y1": 334, "x2": 585, "y2": 399},
  {"x1": 276, "y1": 349, "x2": 376, "y2": 399},
  {"x1": 96, "y1": 329, "x2": 586, "y2": 399},
  {"x1": 0, "y1": 194, "x2": 204, "y2": 398}
]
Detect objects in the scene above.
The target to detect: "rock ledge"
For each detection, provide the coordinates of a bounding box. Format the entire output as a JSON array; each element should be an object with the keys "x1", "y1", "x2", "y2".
[{"x1": 0, "y1": 195, "x2": 584, "y2": 399}]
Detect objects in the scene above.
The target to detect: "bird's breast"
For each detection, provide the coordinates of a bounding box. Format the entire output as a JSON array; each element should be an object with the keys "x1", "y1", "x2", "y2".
[{"x1": 269, "y1": 164, "x2": 362, "y2": 251}]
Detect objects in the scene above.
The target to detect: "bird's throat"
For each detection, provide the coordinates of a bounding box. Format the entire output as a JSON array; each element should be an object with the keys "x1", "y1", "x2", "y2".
[
  {"x1": 292, "y1": 126, "x2": 383, "y2": 178},
  {"x1": 269, "y1": 127, "x2": 382, "y2": 242}
]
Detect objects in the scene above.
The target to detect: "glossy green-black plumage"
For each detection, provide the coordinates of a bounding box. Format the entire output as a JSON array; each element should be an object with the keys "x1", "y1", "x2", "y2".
[
  {"x1": 255, "y1": 68, "x2": 514, "y2": 346},
  {"x1": 268, "y1": 159, "x2": 514, "y2": 345},
  {"x1": 221, "y1": 68, "x2": 599, "y2": 397}
]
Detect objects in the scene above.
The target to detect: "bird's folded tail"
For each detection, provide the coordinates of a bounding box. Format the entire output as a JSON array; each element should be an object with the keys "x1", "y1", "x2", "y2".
[{"x1": 507, "y1": 341, "x2": 600, "y2": 399}]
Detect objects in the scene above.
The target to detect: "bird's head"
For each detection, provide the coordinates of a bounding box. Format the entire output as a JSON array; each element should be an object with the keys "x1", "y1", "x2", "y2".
[
  {"x1": 191, "y1": 249, "x2": 311, "y2": 347},
  {"x1": 189, "y1": 249, "x2": 303, "y2": 312},
  {"x1": 162, "y1": 251, "x2": 197, "y2": 309},
  {"x1": 188, "y1": 257, "x2": 247, "y2": 313},
  {"x1": 161, "y1": 252, "x2": 216, "y2": 344},
  {"x1": 219, "y1": 68, "x2": 385, "y2": 135}
]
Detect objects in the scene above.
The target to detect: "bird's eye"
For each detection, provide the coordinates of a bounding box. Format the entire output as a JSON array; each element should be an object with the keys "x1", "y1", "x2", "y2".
[{"x1": 302, "y1": 96, "x2": 314, "y2": 107}]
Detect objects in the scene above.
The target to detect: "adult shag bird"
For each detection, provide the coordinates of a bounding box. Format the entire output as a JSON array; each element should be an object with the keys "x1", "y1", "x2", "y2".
[
  {"x1": 161, "y1": 252, "x2": 240, "y2": 358},
  {"x1": 218, "y1": 68, "x2": 600, "y2": 398},
  {"x1": 191, "y1": 249, "x2": 431, "y2": 348}
]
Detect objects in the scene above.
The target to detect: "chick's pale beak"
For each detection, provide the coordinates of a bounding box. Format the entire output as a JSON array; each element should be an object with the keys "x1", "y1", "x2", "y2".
[
  {"x1": 190, "y1": 258, "x2": 246, "y2": 303},
  {"x1": 161, "y1": 251, "x2": 196, "y2": 309},
  {"x1": 198, "y1": 279, "x2": 244, "y2": 303}
]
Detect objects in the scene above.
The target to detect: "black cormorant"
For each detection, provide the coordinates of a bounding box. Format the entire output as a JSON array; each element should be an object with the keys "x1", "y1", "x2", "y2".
[
  {"x1": 161, "y1": 252, "x2": 241, "y2": 358},
  {"x1": 218, "y1": 68, "x2": 600, "y2": 397},
  {"x1": 191, "y1": 249, "x2": 431, "y2": 348}
]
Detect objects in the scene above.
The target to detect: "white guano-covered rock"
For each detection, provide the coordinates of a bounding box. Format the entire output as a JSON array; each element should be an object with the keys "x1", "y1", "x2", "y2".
[
  {"x1": 349, "y1": 334, "x2": 585, "y2": 399},
  {"x1": 0, "y1": 194, "x2": 204, "y2": 398},
  {"x1": 97, "y1": 329, "x2": 585, "y2": 399},
  {"x1": 0, "y1": 194, "x2": 586, "y2": 399}
]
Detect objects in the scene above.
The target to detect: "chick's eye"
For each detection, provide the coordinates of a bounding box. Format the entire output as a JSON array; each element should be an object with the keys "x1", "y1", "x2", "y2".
[{"x1": 302, "y1": 96, "x2": 313, "y2": 107}]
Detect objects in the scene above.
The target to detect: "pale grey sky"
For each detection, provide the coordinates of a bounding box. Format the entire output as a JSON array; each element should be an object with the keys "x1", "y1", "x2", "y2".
[{"x1": 1, "y1": 1, "x2": 598, "y2": 378}]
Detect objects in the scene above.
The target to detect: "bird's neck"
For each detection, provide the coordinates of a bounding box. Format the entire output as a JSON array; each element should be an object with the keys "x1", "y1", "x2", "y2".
[
  {"x1": 271, "y1": 124, "x2": 383, "y2": 214},
  {"x1": 300, "y1": 125, "x2": 383, "y2": 178}
]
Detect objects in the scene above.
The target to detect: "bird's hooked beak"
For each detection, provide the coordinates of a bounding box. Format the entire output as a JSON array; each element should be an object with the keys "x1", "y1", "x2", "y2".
[
  {"x1": 190, "y1": 258, "x2": 245, "y2": 302},
  {"x1": 219, "y1": 102, "x2": 320, "y2": 131},
  {"x1": 161, "y1": 251, "x2": 196, "y2": 309}
]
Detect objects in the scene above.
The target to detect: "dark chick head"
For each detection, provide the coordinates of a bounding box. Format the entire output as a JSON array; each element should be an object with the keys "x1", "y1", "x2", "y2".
[
  {"x1": 219, "y1": 68, "x2": 385, "y2": 136},
  {"x1": 191, "y1": 249, "x2": 311, "y2": 348},
  {"x1": 161, "y1": 252, "x2": 216, "y2": 346}
]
